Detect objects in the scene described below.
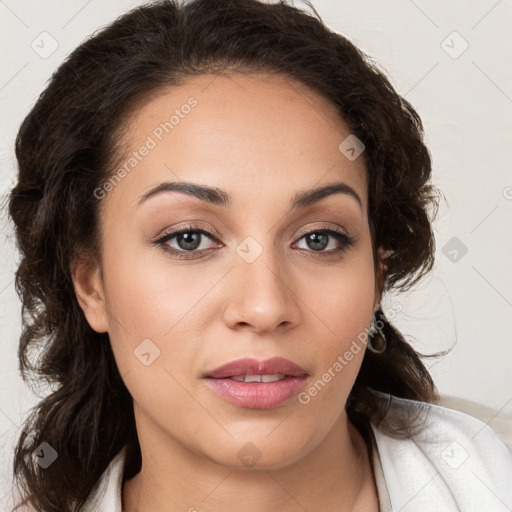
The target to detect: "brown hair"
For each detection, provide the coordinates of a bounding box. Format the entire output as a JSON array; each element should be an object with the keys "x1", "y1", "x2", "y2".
[{"x1": 7, "y1": 0, "x2": 443, "y2": 510}]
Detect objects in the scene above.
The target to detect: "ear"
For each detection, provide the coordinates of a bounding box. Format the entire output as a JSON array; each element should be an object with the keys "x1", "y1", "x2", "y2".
[
  {"x1": 374, "y1": 245, "x2": 389, "y2": 312},
  {"x1": 70, "y1": 257, "x2": 109, "y2": 333}
]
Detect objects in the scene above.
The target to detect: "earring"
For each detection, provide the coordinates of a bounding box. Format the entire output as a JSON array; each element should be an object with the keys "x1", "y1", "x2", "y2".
[{"x1": 368, "y1": 307, "x2": 387, "y2": 354}]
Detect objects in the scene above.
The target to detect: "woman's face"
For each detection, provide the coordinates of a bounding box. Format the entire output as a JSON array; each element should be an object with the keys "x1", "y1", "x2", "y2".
[{"x1": 76, "y1": 72, "x2": 385, "y2": 469}]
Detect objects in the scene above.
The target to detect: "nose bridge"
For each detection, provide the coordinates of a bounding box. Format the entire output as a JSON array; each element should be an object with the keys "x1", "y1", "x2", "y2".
[
  {"x1": 237, "y1": 233, "x2": 289, "y2": 304},
  {"x1": 223, "y1": 233, "x2": 299, "y2": 331}
]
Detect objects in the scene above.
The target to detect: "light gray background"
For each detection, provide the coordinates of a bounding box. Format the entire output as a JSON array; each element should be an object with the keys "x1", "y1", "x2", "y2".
[{"x1": 1, "y1": 0, "x2": 511, "y2": 503}]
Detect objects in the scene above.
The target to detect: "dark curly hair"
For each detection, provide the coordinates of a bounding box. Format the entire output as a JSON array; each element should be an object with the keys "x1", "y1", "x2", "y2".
[{"x1": 7, "y1": 0, "x2": 444, "y2": 510}]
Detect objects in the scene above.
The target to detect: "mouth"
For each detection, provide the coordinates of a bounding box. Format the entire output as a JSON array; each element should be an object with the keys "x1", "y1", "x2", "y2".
[{"x1": 203, "y1": 357, "x2": 309, "y2": 409}]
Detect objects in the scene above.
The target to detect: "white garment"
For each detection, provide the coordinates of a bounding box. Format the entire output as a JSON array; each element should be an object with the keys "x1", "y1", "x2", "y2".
[
  {"x1": 369, "y1": 393, "x2": 512, "y2": 511},
  {"x1": 11, "y1": 393, "x2": 512, "y2": 511}
]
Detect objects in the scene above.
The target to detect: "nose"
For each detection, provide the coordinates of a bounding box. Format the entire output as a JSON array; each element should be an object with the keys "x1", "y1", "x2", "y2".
[{"x1": 222, "y1": 248, "x2": 301, "y2": 334}]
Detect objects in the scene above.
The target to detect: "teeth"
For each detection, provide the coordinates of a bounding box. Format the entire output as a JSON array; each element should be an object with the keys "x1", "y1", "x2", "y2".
[{"x1": 230, "y1": 373, "x2": 286, "y2": 383}]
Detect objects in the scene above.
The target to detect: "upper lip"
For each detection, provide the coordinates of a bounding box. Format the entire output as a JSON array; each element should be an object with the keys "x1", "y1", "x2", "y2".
[{"x1": 205, "y1": 357, "x2": 308, "y2": 379}]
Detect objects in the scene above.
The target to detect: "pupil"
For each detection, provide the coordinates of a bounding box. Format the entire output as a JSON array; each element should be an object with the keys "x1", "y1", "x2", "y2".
[
  {"x1": 178, "y1": 232, "x2": 201, "y2": 250},
  {"x1": 308, "y1": 233, "x2": 327, "y2": 250}
]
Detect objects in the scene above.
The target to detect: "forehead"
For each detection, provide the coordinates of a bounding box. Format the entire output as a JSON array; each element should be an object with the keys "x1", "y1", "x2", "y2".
[{"x1": 105, "y1": 71, "x2": 368, "y2": 215}]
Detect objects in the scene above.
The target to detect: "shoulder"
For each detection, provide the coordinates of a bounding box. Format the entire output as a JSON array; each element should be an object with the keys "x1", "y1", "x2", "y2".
[
  {"x1": 370, "y1": 391, "x2": 512, "y2": 453},
  {"x1": 369, "y1": 392, "x2": 512, "y2": 511},
  {"x1": 436, "y1": 393, "x2": 512, "y2": 452}
]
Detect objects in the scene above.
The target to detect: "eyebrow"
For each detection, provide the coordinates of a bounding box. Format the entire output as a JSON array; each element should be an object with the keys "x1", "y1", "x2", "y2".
[{"x1": 137, "y1": 180, "x2": 363, "y2": 211}]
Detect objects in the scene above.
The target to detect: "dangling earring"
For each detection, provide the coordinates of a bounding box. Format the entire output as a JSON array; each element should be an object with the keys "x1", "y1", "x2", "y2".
[{"x1": 368, "y1": 307, "x2": 387, "y2": 354}]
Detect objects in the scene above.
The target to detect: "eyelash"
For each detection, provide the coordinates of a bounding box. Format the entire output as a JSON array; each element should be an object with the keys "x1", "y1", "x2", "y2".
[{"x1": 153, "y1": 223, "x2": 356, "y2": 260}]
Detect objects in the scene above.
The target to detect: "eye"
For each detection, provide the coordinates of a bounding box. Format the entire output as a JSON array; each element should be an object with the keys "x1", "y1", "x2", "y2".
[
  {"x1": 153, "y1": 224, "x2": 221, "y2": 259},
  {"x1": 294, "y1": 225, "x2": 356, "y2": 255},
  {"x1": 152, "y1": 223, "x2": 356, "y2": 260}
]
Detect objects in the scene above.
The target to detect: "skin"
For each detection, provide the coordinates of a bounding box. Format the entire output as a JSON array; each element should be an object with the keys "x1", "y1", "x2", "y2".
[{"x1": 72, "y1": 72, "x2": 386, "y2": 512}]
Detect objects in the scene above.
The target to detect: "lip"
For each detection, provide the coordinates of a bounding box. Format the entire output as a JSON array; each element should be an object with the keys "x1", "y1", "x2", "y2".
[
  {"x1": 203, "y1": 357, "x2": 309, "y2": 409},
  {"x1": 204, "y1": 356, "x2": 308, "y2": 379}
]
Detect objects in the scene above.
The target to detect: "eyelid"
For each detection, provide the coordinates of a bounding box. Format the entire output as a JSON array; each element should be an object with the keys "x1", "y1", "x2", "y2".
[
  {"x1": 150, "y1": 222, "x2": 222, "y2": 244},
  {"x1": 294, "y1": 222, "x2": 350, "y2": 239},
  {"x1": 152, "y1": 221, "x2": 350, "y2": 245}
]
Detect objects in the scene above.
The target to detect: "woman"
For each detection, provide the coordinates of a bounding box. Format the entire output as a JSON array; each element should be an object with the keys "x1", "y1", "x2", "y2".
[{"x1": 7, "y1": 0, "x2": 512, "y2": 511}]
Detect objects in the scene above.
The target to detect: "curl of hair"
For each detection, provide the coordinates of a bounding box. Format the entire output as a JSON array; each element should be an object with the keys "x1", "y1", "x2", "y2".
[{"x1": 8, "y1": 0, "x2": 443, "y2": 510}]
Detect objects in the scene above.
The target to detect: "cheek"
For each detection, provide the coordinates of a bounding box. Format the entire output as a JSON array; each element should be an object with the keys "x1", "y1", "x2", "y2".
[
  {"x1": 99, "y1": 228, "x2": 225, "y2": 399},
  {"x1": 99, "y1": 240, "x2": 205, "y2": 420},
  {"x1": 303, "y1": 242, "x2": 376, "y2": 390},
  {"x1": 306, "y1": 237, "x2": 376, "y2": 337},
  {"x1": 101, "y1": 222, "x2": 213, "y2": 335}
]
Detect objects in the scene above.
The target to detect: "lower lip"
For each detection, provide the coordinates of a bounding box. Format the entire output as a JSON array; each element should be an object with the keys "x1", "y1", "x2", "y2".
[{"x1": 205, "y1": 376, "x2": 308, "y2": 409}]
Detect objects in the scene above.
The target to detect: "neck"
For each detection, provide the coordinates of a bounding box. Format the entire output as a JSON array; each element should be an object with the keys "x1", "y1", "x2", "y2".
[{"x1": 122, "y1": 411, "x2": 379, "y2": 512}]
